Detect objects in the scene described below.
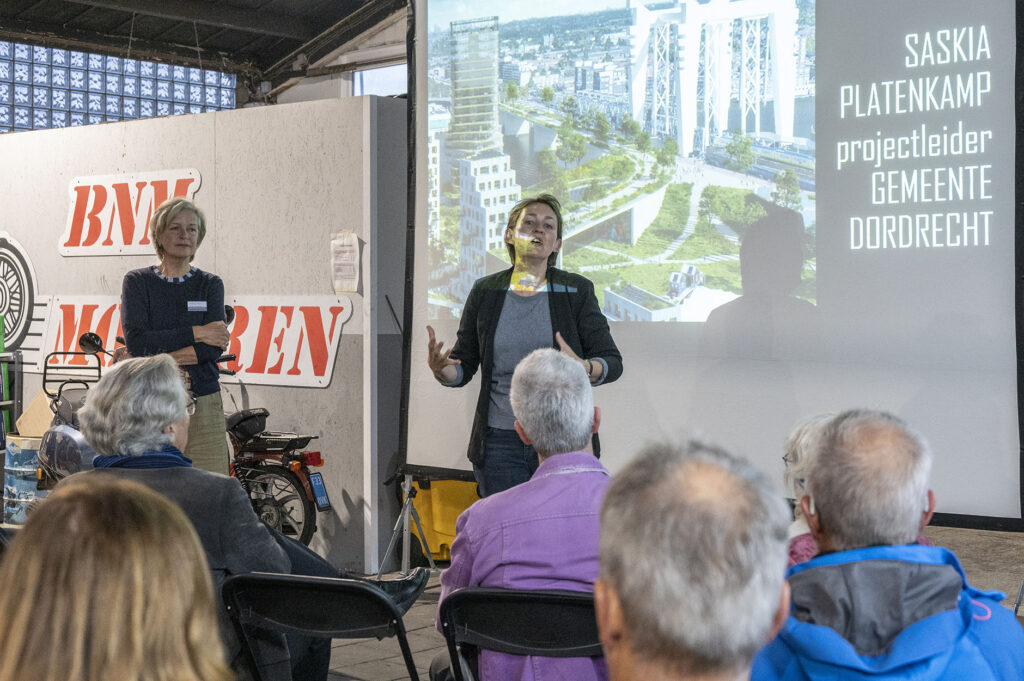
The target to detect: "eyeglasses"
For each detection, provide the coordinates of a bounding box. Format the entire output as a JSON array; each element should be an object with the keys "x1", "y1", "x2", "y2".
[{"x1": 186, "y1": 396, "x2": 197, "y2": 416}]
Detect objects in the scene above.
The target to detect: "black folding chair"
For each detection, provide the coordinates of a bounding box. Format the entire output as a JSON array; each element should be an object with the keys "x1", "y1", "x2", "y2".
[
  {"x1": 438, "y1": 587, "x2": 603, "y2": 681},
  {"x1": 223, "y1": 572, "x2": 420, "y2": 681}
]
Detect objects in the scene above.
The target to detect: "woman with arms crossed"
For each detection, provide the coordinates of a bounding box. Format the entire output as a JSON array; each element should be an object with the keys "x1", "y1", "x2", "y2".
[
  {"x1": 427, "y1": 194, "x2": 622, "y2": 496},
  {"x1": 121, "y1": 197, "x2": 231, "y2": 474}
]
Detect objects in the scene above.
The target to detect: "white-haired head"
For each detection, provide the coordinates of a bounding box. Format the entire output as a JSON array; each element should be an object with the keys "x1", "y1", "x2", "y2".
[
  {"x1": 509, "y1": 348, "x2": 594, "y2": 457},
  {"x1": 79, "y1": 354, "x2": 187, "y2": 456}
]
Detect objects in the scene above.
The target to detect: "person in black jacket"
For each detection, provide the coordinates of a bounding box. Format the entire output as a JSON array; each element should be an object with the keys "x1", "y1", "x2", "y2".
[{"x1": 427, "y1": 194, "x2": 622, "y2": 496}]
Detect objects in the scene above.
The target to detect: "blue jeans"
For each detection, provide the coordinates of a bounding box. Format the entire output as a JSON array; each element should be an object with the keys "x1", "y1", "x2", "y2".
[{"x1": 473, "y1": 427, "x2": 539, "y2": 497}]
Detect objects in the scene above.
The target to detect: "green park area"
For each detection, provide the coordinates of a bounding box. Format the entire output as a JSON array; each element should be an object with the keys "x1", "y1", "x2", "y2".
[
  {"x1": 562, "y1": 248, "x2": 630, "y2": 268},
  {"x1": 586, "y1": 182, "x2": 693, "y2": 259},
  {"x1": 562, "y1": 181, "x2": 819, "y2": 306},
  {"x1": 586, "y1": 263, "x2": 681, "y2": 307},
  {"x1": 444, "y1": 166, "x2": 811, "y2": 307}
]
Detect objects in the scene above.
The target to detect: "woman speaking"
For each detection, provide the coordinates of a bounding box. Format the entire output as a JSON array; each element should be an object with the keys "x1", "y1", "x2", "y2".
[
  {"x1": 120, "y1": 197, "x2": 231, "y2": 474},
  {"x1": 427, "y1": 194, "x2": 622, "y2": 496}
]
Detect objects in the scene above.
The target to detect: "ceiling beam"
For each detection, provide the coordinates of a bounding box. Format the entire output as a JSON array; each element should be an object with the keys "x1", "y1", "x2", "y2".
[
  {"x1": 64, "y1": 0, "x2": 315, "y2": 41},
  {"x1": 263, "y1": 0, "x2": 407, "y2": 87},
  {"x1": 0, "y1": 18, "x2": 261, "y2": 76}
]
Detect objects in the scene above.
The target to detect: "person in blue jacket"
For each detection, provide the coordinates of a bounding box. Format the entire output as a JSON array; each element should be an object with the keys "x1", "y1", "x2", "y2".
[
  {"x1": 426, "y1": 194, "x2": 622, "y2": 496},
  {"x1": 752, "y1": 409, "x2": 1024, "y2": 681},
  {"x1": 121, "y1": 197, "x2": 231, "y2": 474}
]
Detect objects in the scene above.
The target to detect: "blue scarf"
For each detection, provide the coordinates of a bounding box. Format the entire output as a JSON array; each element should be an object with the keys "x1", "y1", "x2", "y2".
[{"x1": 92, "y1": 444, "x2": 193, "y2": 469}]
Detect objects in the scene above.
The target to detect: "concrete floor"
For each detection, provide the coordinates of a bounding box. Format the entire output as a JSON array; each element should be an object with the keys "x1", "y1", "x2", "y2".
[
  {"x1": 327, "y1": 572, "x2": 446, "y2": 681},
  {"x1": 327, "y1": 526, "x2": 1024, "y2": 681},
  {"x1": 921, "y1": 525, "x2": 1024, "y2": 612}
]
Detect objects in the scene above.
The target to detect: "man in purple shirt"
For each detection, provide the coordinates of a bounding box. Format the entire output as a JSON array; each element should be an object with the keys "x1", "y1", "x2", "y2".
[{"x1": 433, "y1": 348, "x2": 610, "y2": 681}]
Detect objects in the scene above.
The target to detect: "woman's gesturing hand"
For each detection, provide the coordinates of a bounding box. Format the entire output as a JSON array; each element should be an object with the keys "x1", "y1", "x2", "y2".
[
  {"x1": 555, "y1": 331, "x2": 602, "y2": 381},
  {"x1": 426, "y1": 325, "x2": 460, "y2": 383}
]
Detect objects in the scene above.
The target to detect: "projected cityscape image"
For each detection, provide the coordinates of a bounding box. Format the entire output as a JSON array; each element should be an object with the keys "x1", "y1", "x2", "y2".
[{"x1": 426, "y1": 0, "x2": 815, "y2": 322}]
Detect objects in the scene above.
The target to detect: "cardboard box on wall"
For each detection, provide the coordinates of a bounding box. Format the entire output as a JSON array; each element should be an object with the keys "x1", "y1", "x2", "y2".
[{"x1": 16, "y1": 391, "x2": 52, "y2": 438}]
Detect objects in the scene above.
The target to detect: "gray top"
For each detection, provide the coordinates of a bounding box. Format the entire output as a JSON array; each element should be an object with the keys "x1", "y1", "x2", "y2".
[{"x1": 487, "y1": 290, "x2": 553, "y2": 428}]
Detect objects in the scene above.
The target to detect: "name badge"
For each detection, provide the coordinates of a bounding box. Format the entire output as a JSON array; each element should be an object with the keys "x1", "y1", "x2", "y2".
[{"x1": 187, "y1": 300, "x2": 207, "y2": 312}]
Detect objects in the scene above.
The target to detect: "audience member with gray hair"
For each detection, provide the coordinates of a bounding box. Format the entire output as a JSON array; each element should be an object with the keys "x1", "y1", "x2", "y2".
[
  {"x1": 434, "y1": 348, "x2": 610, "y2": 681},
  {"x1": 71, "y1": 354, "x2": 329, "y2": 681},
  {"x1": 753, "y1": 409, "x2": 1024, "y2": 680},
  {"x1": 781, "y1": 411, "x2": 931, "y2": 567},
  {"x1": 595, "y1": 439, "x2": 791, "y2": 681}
]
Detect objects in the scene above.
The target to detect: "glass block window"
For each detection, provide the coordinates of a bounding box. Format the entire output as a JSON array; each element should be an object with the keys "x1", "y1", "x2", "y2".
[{"x1": 0, "y1": 40, "x2": 238, "y2": 134}]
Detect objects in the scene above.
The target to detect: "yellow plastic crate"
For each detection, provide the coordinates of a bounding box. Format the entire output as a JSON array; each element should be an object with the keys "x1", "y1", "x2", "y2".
[{"x1": 407, "y1": 479, "x2": 479, "y2": 560}]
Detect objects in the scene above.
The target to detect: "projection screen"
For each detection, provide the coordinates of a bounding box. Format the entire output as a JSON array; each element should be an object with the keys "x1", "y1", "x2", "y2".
[{"x1": 404, "y1": 0, "x2": 1022, "y2": 526}]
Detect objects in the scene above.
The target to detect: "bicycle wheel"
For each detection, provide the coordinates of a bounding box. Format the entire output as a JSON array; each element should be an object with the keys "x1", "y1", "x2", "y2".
[{"x1": 246, "y1": 466, "x2": 317, "y2": 545}]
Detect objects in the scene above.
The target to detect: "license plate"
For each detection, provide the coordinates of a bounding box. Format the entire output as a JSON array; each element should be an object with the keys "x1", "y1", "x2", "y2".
[{"x1": 308, "y1": 472, "x2": 332, "y2": 511}]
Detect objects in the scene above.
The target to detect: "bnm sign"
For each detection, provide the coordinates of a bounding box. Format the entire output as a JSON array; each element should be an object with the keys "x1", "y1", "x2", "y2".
[{"x1": 59, "y1": 169, "x2": 201, "y2": 256}]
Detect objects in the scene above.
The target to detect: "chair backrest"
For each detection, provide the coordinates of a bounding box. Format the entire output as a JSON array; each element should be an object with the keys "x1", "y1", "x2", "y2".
[
  {"x1": 223, "y1": 572, "x2": 420, "y2": 680},
  {"x1": 439, "y1": 587, "x2": 603, "y2": 681}
]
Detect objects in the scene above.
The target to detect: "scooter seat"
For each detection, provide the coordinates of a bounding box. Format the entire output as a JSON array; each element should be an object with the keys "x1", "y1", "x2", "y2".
[{"x1": 226, "y1": 408, "x2": 269, "y2": 441}]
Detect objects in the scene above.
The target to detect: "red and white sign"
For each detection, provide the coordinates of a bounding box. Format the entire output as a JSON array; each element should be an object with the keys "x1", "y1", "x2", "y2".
[
  {"x1": 39, "y1": 295, "x2": 352, "y2": 388},
  {"x1": 221, "y1": 296, "x2": 352, "y2": 387},
  {"x1": 59, "y1": 169, "x2": 202, "y2": 256}
]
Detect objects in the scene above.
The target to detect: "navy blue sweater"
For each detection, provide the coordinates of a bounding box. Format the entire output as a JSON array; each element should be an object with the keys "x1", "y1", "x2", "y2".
[{"x1": 121, "y1": 266, "x2": 225, "y2": 396}]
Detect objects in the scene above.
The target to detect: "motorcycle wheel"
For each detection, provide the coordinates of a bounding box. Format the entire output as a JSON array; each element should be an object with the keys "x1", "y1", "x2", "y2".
[
  {"x1": 245, "y1": 466, "x2": 317, "y2": 545},
  {"x1": 0, "y1": 238, "x2": 35, "y2": 350}
]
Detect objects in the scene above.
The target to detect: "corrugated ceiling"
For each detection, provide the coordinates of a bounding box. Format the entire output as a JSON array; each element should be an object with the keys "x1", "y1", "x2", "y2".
[{"x1": 0, "y1": 0, "x2": 406, "y2": 88}]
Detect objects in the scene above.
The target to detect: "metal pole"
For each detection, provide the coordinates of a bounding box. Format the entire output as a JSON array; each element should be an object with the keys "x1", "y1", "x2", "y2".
[{"x1": 400, "y1": 473, "x2": 412, "y2": 574}]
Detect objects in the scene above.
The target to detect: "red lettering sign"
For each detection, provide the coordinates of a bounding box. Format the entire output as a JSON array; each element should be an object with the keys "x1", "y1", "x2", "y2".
[
  {"x1": 40, "y1": 295, "x2": 352, "y2": 388},
  {"x1": 60, "y1": 170, "x2": 201, "y2": 256},
  {"x1": 45, "y1": 299, "x2": 122, "y2": 367}
]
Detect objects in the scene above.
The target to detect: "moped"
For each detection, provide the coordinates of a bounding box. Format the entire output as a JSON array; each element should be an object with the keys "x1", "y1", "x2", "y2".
[{"x1": 37, "y1": 331, "x2": 331, "y2": 545}]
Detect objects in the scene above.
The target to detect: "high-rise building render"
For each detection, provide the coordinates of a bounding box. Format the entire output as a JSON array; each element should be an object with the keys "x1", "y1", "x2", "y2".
[
  {"x1": 457, "y1": 151, "x2": 521, "y2": 295},
  {"x1": 447, "y1": 15, "x2": 521, "y2": 297},
  {"x1": 427, "y1": 104, "x2": 451, "y2": 245},
  {"x1": 448, "y1": 17, "x2": 502, "y2": 157}
]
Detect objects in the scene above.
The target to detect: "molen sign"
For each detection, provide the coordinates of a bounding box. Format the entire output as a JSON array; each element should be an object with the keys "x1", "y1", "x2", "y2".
[
  {"x1": 39, "y1": 295, "x2": 352, "y2": 388},
  {"x1": 59, "y1": 169, "x2": 202, "y2": 256}
]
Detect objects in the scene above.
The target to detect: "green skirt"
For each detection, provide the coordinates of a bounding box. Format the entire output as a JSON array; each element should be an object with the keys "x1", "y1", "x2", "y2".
[{"x1": 185, "y1": 390, "x2": 230, "y2": 475}]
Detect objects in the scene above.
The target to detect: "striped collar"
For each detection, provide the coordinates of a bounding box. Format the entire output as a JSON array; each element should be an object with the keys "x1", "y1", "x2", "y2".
[{"x1": 151, "y1": 265, "x2": 197, "y2": 283}]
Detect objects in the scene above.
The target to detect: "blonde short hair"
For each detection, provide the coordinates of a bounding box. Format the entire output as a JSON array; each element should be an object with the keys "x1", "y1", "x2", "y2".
[
  {"x1": 0, "y1": 476, "x2": 232, "y2": 681},
  {"x1": 150, "y1": 196, "x2": 207, "y2": 260}
]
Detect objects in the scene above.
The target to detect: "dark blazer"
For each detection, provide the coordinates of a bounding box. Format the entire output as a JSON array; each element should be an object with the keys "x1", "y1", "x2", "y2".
[
  {"x1": 451, "y1": 266, "x2": 623, "y2": 466},
  {"x1": 71, "y1": 466, "x2": 290, "y2": 680}
]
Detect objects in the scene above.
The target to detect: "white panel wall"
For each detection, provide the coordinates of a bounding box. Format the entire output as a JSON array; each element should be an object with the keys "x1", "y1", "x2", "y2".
[{"x1": 0, "y1": 97, "x2": 407, "y2": 570}]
